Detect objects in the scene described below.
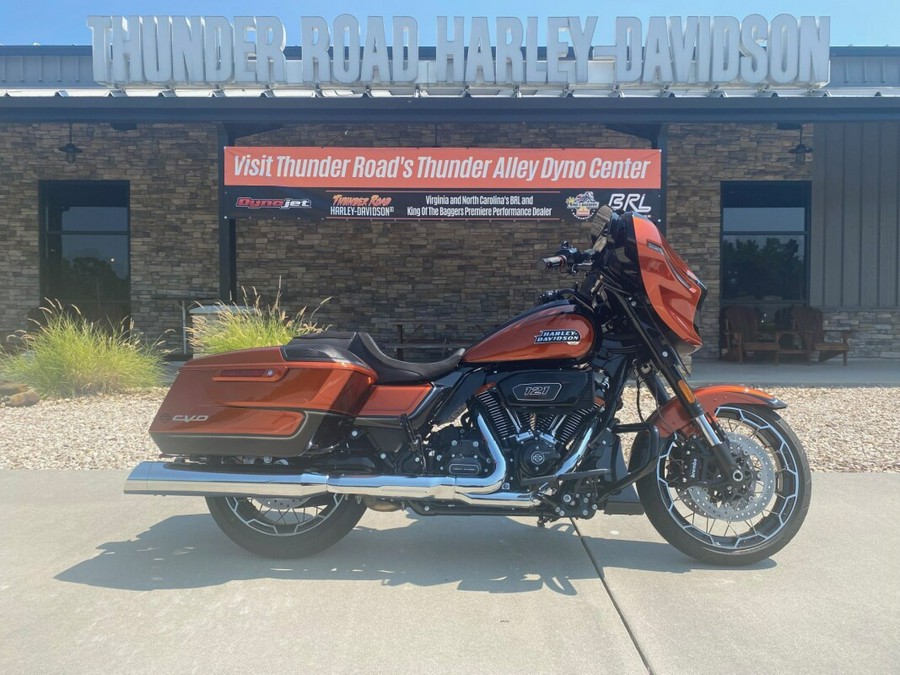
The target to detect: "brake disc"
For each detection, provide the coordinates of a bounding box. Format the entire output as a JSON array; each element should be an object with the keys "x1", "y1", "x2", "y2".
[{"x1": 676, "y1": 432, "x2": 776, "y2": 521}]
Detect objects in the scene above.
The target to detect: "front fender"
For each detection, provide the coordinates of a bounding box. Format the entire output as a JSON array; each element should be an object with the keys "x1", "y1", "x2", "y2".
[{"x1": 649, "y1": 385, "x2": 786, "y2": 438}]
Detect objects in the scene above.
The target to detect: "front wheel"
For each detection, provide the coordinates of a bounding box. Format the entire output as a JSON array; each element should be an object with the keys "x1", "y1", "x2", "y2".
[
  {"x1": 636, "y1": 405, "x2": 811, "y2": 566},
  {"x1": 206, "y1": 493, "x2": 367, "y2": 559}
]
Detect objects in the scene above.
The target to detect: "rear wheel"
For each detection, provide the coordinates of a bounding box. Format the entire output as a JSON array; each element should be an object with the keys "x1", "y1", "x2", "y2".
[
  {"x1": 636, "y1": 405, "x2": 811, "y2": 566},
  {"x1": 206, "y1": 494, "x2": 367, "y2": 558}
]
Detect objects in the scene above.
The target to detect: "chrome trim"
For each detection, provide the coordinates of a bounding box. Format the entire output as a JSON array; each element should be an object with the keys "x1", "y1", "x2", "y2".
[
  {"x1": 552, "y1": 419, "x2": 598, "y2": 477},
  {"x1": 124, "y1": 460, "x2": 329, "y2": 499},
  {"x1": 125, "y1": 412, "x2": 539, "y2": 509},
  {"x1": 694, "y1": 413, "x2": 724, "y2": 446}
]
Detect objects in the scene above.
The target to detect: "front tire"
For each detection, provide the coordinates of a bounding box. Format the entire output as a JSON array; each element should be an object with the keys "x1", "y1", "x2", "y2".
[
  {"x1": 206, "y1": 494, "x2": 367, "y2": 559},
  {"x1": 636, "y1": 405, "x2": 811, "y2": 566}
]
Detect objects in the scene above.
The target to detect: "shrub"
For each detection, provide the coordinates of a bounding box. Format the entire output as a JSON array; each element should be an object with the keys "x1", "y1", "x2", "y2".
[
  {"x1": 188, "y1": 288, "x2": 328, "y2": 355},
  {"x1": 0, "y1": 302, "x2": 165, "y2": 398}
]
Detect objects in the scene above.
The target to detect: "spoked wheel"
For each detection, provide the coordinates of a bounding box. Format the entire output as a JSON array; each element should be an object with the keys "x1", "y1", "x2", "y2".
[
  {"x1": 206, "y1": 493, "x2": 367, "y2": 559},
  {"x1": 637, "y1": 405, "x2": 812, "y2": 566}
]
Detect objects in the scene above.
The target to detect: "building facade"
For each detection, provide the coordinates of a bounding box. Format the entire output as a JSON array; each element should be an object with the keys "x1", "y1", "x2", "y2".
[{"x1": 2, "y1": 15, "x2": 900, "y2": 359}]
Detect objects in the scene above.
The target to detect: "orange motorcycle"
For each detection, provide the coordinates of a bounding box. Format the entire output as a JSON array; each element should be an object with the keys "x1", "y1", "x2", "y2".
[{"x1": 126, "y1": 207, "x2": 811, "y2": 565}]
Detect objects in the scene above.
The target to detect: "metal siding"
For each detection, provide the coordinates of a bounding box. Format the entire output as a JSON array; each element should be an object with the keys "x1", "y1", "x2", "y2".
[
  {"x1": 878, "y1": 123, "x2": 899, "y2": 306},
  {"x1": 810, "y1": 125, "x2": 827, "y2": 306},
  {"x1": 814, "y1": 122, "x2": 900, "y2": 309},
  {"x1": 821, "y1": 124, "x2": 846, "y2": 305},
  {"x1": 841, "y1": 124, "x2": 863, "y2": 306},
  {"x1": 897, "y1": 125, "x2": 900, "y2": 307},
  {"x1": 860, "y1": 123, "x2": 881, "y2": 306}
]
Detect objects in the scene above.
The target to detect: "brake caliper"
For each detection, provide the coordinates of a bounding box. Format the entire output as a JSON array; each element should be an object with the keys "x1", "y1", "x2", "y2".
[{"x1": 665, "y1": 436, "x2": 716, "y2": 488}]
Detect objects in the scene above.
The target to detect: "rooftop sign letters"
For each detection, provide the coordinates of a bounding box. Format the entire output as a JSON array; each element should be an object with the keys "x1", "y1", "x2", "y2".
[{"x1": 87, "y1": 15, "x2": 831, "y2": 89}]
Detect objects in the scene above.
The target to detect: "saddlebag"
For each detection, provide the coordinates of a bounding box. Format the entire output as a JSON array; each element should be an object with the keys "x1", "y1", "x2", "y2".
[{"x1": 150, "y1": 345, "x2": 376, "y2": 458}]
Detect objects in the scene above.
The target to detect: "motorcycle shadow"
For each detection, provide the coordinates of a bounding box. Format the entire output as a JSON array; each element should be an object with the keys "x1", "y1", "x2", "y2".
[{"x1": 55, "y1": 511, "x2": 772, "y2": 594}]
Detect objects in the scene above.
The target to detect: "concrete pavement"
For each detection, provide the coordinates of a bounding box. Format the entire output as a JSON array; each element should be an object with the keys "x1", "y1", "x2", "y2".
[{"x1": 1, "y1": 470, "x2": 898, "y2": 674}]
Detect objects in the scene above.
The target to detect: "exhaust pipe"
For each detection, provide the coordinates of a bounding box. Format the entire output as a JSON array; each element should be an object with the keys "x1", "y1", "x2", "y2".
[{"x1": 126, "y1": 414, "x2": 595, "y2": 510}]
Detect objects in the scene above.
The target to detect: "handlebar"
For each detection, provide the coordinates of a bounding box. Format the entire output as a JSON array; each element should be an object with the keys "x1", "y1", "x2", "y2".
[
  {"x1": 538, "y1": 255, "x2": 567, "y2": 270},
  {"x1": 538, "y1": 206, "x2": 618, "y2": 272},
  {"x1": 538, "y1": 242, "x2": 599, "y2": 274}
]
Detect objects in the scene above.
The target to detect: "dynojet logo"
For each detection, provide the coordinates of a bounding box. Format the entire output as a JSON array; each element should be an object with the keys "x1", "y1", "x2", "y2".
[{"x1": 235, "y1": 196, "x2": 312, "y2": 210}]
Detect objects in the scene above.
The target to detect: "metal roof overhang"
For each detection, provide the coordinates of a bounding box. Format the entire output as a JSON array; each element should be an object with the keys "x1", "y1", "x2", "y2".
[{"x1": 3, "y1": 95, "x2": 900, "y2": 126}]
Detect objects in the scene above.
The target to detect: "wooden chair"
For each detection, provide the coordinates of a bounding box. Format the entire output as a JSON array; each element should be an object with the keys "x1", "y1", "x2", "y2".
[
  {"x1": 790, "y1": 306, "x2": 851, "y2": 365},
  {"x1": 723, "y1": 306, "x2": 783, "y2": 363}
]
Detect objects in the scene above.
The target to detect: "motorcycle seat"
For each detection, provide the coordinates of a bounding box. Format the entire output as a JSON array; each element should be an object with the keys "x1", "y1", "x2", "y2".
[{"x1": 283, "y1": 331, "x2": 465, "y2": 385}]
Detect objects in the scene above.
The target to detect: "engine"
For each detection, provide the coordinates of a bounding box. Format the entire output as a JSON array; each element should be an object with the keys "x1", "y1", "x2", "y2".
[{"x1": 473, "y1": 370, "x2": 605, "y2": 485}]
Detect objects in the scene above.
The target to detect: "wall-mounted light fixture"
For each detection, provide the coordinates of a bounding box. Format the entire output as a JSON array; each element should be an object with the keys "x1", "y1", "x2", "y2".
[
  {"x1": 57, "y1": 123, "x2": 83, "y2": 164},
  {"x1": 789, "y1": 127, "x2": 813, "y2": 165}
]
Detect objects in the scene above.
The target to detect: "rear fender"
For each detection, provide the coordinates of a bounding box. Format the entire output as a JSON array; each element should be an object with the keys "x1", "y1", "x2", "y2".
[{"x1": 650, "y1": 385, "x2": 786, "y2": 438}]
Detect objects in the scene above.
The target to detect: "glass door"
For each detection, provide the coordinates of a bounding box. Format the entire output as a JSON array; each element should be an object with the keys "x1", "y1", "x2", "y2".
[{"x1": 40, "y1": 181, "x2": 130, "y2": 325}]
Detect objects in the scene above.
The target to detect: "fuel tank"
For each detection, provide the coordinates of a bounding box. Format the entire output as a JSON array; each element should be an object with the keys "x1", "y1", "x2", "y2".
[{"x1": 463, "y1": 301, "x2": 595, "y2": 364}]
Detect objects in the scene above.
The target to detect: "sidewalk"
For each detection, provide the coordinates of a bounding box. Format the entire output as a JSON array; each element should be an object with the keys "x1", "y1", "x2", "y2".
[{"x1": 1, "y1": 470, "x2": 897, "y2": 674}]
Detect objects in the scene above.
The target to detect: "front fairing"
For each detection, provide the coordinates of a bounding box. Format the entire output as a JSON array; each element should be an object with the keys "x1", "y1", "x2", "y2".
[{"x1": 602, "y1": 214, "x2": 705, "y2": 354}]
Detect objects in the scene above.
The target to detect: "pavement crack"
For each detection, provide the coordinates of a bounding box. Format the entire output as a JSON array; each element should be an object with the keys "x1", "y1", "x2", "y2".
[{"x1": 571, "y1": 518, "x2": 654, "y2": 675}]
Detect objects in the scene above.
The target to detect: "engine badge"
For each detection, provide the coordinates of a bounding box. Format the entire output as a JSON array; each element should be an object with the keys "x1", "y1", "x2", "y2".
[{"x1": 512, "y1": 382, "x2": 562, "y2": 402}]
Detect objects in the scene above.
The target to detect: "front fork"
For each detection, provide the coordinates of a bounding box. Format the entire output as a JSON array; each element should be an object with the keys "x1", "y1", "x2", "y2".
[{"x1": 639, "y1": 367, "x2": 747, "y2": 487}]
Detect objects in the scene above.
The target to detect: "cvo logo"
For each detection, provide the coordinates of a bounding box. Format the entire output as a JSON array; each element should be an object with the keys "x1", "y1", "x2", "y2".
[{"x1": 172, "y1": 414, "x2": 209, "y2": 423}]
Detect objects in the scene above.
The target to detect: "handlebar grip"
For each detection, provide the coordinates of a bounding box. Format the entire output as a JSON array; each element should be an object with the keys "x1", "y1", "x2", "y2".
[{"x1": 539, "y1": 255, "x2": 566, "y2": 270}]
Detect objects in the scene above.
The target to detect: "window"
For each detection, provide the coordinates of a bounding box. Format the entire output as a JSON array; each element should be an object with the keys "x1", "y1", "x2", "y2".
[
  {"x1": 721, "y1": 182, "x2": 810, "y2": 317},
  {"x1": 40, "y1": 181, "x2": 130, "y2": 325}
]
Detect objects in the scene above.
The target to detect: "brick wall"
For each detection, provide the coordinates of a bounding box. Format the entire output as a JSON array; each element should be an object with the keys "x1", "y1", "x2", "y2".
[
  {"x1": 0, "y1": 123, "x2": 218, "y2": 349},
  {"x1": 665, "y1": 123, "x2": 814, "y2": 357},
  {"x1": 825, "y1": 309, "x2": 900, "y2": 358},
  {"x1": 2, "y1": 119, "x2": 896, "y2": 359}
]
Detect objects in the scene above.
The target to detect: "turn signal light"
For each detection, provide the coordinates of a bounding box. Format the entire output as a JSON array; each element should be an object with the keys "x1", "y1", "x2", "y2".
[{"x1": 677, "y1": 380, "x2": 697, "y2": 404}]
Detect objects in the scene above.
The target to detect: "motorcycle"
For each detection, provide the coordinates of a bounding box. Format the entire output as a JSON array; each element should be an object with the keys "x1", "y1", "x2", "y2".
[{"x1": 126, "y1": 206, "x2": 811, "y2": 565}]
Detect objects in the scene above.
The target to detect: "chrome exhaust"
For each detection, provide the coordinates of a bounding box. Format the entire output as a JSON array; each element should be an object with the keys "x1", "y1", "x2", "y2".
[{"x1": 125, "y1": 413, "x2": 595, "y2": 510}]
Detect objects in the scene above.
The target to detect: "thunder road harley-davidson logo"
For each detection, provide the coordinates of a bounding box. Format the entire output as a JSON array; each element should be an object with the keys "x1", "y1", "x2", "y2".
[
  {"x1": 565, "y1": 191, "x2": 600, "y2": 220},
  {"x1": 534, "y1": 329, "x2": 582, "y2": 345}
]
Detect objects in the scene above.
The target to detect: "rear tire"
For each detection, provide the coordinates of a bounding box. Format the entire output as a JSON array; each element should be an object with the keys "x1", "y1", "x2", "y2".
[
  {"x1": 206, "y1": 494, "x2": 367, "y2": 559},
  {"x1": 637, "y1": 405, "x2": 811, "y2": 566}
]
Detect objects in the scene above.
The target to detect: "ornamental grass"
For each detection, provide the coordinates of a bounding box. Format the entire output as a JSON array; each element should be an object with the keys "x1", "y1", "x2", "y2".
[
  {"x1": 1, "y1": 301, "x2": 165, "y2": 398},
  {"x1": 187, "y1": 287, "x2": 328, "y2": 355}
]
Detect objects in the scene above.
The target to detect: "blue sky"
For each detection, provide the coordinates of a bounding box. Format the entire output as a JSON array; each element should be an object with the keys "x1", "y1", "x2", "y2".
[{"x1": 2, "y1": 1, "x2": 898, "y2": 46}]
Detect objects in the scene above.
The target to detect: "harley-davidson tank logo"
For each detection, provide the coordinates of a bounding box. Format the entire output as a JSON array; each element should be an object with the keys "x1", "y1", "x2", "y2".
[{"x1": 534, "y1": 329, "x2": 582, "y2": 345}]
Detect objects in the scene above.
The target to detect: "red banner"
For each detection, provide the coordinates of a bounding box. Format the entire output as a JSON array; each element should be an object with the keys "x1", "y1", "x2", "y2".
[{"x1": 224, "y1": 147, "x2": 662, "y2": 190}]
